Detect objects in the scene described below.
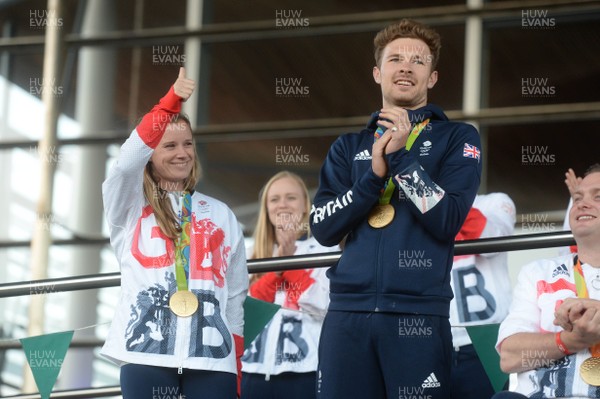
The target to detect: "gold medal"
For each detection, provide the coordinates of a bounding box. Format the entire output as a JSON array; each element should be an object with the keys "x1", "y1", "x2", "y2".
[
  {"x1": 169, "y1": 290, "x2": 199, "y2": 317},
  {"x1": 368, "y1": 204, "x2": 395, "y2": 228},
  {"x1": 581, "y1": 357, "x2": 600, "y2": 386}
]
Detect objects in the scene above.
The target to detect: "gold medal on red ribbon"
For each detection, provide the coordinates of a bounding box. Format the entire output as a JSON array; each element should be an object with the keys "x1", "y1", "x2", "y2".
[
  {"x1": 169, "y1": 290, "x2": 199, "y2": 317},
  {"x1": 368, "y1": 204, "x2": 395, "y2": 228},
  {"x1": 580, "y1": 357, "x2": 600, "y2": 386}
]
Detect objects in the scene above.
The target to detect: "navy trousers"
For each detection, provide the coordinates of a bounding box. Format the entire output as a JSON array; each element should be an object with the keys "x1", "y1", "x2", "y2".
[
  {"x1": 317, "y1": 310, "x2": 452, "y2": 399},
  {"x1": 491, "y1": 392, "x2": 528, "y2": 399},
  {"x1": 241, "y1": 371, "x2": 317, "y2": 399},
  {"x1": 120, "y1": 363, "x2": 236, "y2": 399},
  {"x1": 450, "y1": 344, "x2": 495, "y2": 399}
]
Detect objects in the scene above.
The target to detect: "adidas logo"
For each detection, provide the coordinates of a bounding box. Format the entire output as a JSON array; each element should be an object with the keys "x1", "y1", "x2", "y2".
[
  {"x1": 353, "y1": 150, "x2": 372, "y2": 160},
  {"x1": 421, "y1": 372, "x2": 441, "y2": 388},
  {"x1": 552, "y1": 263, "x2": 570, "y2": 278}
]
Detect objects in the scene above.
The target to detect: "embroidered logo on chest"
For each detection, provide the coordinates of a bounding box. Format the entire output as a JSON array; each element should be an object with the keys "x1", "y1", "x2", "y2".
[{"x1": 419, "y1": 140, "x2": 432, "y2": 157}]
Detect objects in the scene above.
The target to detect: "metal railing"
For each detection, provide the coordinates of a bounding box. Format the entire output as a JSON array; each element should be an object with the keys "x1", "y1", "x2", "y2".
[
  {"x1": 1, "y1": 386, "x2": 121, "y2": 399},
  {"x1": 0, "y1": 231, "x2": 576, "y2": 299},
  {"x1": 0, "y1": 230, "x2": 576, "y2": 398},
  {"x1": 1, "y1": 0, "x2": 597, "y2": 50}
]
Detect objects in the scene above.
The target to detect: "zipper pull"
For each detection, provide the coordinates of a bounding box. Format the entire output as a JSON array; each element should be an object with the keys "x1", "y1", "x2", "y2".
[{"x1": 178, "y1": 366, "x2": 183, "y2": 375}]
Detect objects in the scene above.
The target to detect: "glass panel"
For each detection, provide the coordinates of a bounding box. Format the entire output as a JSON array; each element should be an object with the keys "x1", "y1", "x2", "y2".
[
  {"x1": 487, "y1": 18, "x2": 599, "y2": 107},
  {"x1": 486, "y1": 120, "x2": 598, "y2": 215},
  {"x1": 206, "y1": 24, "x2": 464, "y2": 124}
]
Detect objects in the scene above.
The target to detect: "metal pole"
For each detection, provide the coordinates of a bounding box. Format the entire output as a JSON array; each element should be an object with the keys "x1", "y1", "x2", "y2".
[
  {"x1": 183, "y1": 0, "x2": 204, "y2": 126},
  {"x1": 59, "y1": 0, "x2": 116, "y2": 390},
  {"x1": 126, "y1": 0, "x2": 144, "y2": 125},
  {"x1": 24, "y1": 0, "x2": 65, "y2": 393},
  {"x1": 463, "y1": 0, "x2": 485, "y2": 191},
  {"x1": 0, "y1": 385, "x2": 122, "y2": 399}
]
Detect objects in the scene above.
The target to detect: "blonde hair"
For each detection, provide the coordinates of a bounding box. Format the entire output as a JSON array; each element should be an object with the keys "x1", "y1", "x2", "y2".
[
  {"x1": 142, "y1": 114, "x2": 201, "y2": 239},
  {"x1": 251, "y1": 171, "x2": 311, "y2": 260}
]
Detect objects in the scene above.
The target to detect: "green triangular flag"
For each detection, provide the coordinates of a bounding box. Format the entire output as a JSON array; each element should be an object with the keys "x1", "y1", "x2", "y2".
[
  {"x1": 465, "y1": 324, "x2": 508, "y2": 393},
  {"x1": 20, "y1": 330, "x2": 74, "y2": 399},
  {"x1": 243, "y1": 297, "x2": 280, "y2": 349}
]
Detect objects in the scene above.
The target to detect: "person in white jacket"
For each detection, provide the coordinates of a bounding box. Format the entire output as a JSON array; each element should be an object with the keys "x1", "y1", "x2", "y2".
[
  {"x1": 493, "y1": 164, "x2": 600, "y2": 398},
  {"x1": 241, "y1": 171, "x2": 339, "y2": 399},
  {"x1": 102, "y1": 68, "x2": 248, "y2": 399},
  {"x1": 449, "y1": 193, "x2": 516, "y2": 398}
]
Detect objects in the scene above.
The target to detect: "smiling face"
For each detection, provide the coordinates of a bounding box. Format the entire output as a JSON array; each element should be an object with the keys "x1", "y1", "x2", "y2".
[
  {"x1": 373, "y1": 37, "x2": 438, "y2": 110},
  {"x1": 266, "y1": 176, "x2": 307, "y2": 231},
  {"x1": 149, "y1": 121, "x2": 195, "y2": 191},
  {"x1": 569, "y1": 172, "x2": 600, "y2": 243}
]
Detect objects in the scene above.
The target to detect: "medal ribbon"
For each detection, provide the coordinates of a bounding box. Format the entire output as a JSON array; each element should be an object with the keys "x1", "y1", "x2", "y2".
[
  {"x1": 374, "y1": 118, "x2": 430, "y2": 205},
  {"x1": 573, "y1": 256, "x2": 600, "y2": 357},
  {"x1": 175, "y1": 192, "x2": 192, "y2": 292}
]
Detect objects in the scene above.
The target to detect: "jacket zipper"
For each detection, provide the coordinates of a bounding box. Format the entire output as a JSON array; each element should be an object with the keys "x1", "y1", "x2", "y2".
[
  {"x1": 374, "y1": 229, "x2": 384, "y2": 312},
  {"x1": 176, "y1": 316, "x2": 189, "y2": 374}
]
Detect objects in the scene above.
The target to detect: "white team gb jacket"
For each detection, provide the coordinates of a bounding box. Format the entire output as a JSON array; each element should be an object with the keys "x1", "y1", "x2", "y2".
[{"x1": 101, "y1": 119, "x2": 248, "y2": 374}]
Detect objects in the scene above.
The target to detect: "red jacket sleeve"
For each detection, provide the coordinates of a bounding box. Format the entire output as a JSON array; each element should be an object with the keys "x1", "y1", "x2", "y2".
[
  {"x1": 248, "y1": 270, "x2": 315, "y2": 310},
  {"x1": 281, "y1": 269, "x2": 315, "y2": 309},
  {"x1": 455, "y1": 207, "x2": 487, "y2": 241},
  {"x1": 249, "y1": 272, "x2": 283, "y2": 302},
  {"x1": 233, "y1": 334, "x2": 244, "y2": 398},
  {"x1": 136, "y1": 85, "x2": 183, "y2": 149}
]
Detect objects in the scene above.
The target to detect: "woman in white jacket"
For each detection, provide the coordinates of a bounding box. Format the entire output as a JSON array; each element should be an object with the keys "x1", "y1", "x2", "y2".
[
  {"x1": 241, "y1": 171, "x2": 339, "y2": 399},
  {"x1": 102, "y1": 68, "x2": 248, "y2": 399}
]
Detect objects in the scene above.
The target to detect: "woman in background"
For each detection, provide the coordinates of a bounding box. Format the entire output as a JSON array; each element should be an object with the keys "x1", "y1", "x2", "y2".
[{"x1": 241, "y1": 171, "x2": 340, "y2": 399}]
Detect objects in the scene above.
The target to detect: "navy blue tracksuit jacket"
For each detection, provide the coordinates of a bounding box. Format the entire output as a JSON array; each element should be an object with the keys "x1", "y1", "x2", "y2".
[{"x1": 310, "y1": 104, "x2": 482, "y2": 318}]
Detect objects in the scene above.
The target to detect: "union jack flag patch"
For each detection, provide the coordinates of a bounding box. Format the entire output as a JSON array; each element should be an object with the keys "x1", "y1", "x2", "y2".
[{"x1": 463, "y1": 143, "x2": 481, "y2": 161}]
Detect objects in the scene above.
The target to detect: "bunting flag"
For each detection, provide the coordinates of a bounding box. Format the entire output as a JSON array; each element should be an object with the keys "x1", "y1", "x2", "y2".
[
  {"x1": 243, "y1": 297, "x2": 280, "y2": 349},
  {"x1": 465, "y1": 324, "x2": 508, "y2": 392},
  {"x1": 20, "y1": 330, "x2": 74, "y2": 399}
]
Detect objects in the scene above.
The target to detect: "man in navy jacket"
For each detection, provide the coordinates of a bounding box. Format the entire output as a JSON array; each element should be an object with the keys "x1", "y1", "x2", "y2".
[{"x1": 311, "y1": 19, "x2": 482, "y2": 398}]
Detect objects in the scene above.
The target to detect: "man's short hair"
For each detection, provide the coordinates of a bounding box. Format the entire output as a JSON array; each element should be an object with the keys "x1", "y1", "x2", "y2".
[
  {"x1": 584, "y1": 163, "x2": 600, "y2": 176},
  {"x1": 373, "y1": 18, "x2": 441, "y2": 70}
]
